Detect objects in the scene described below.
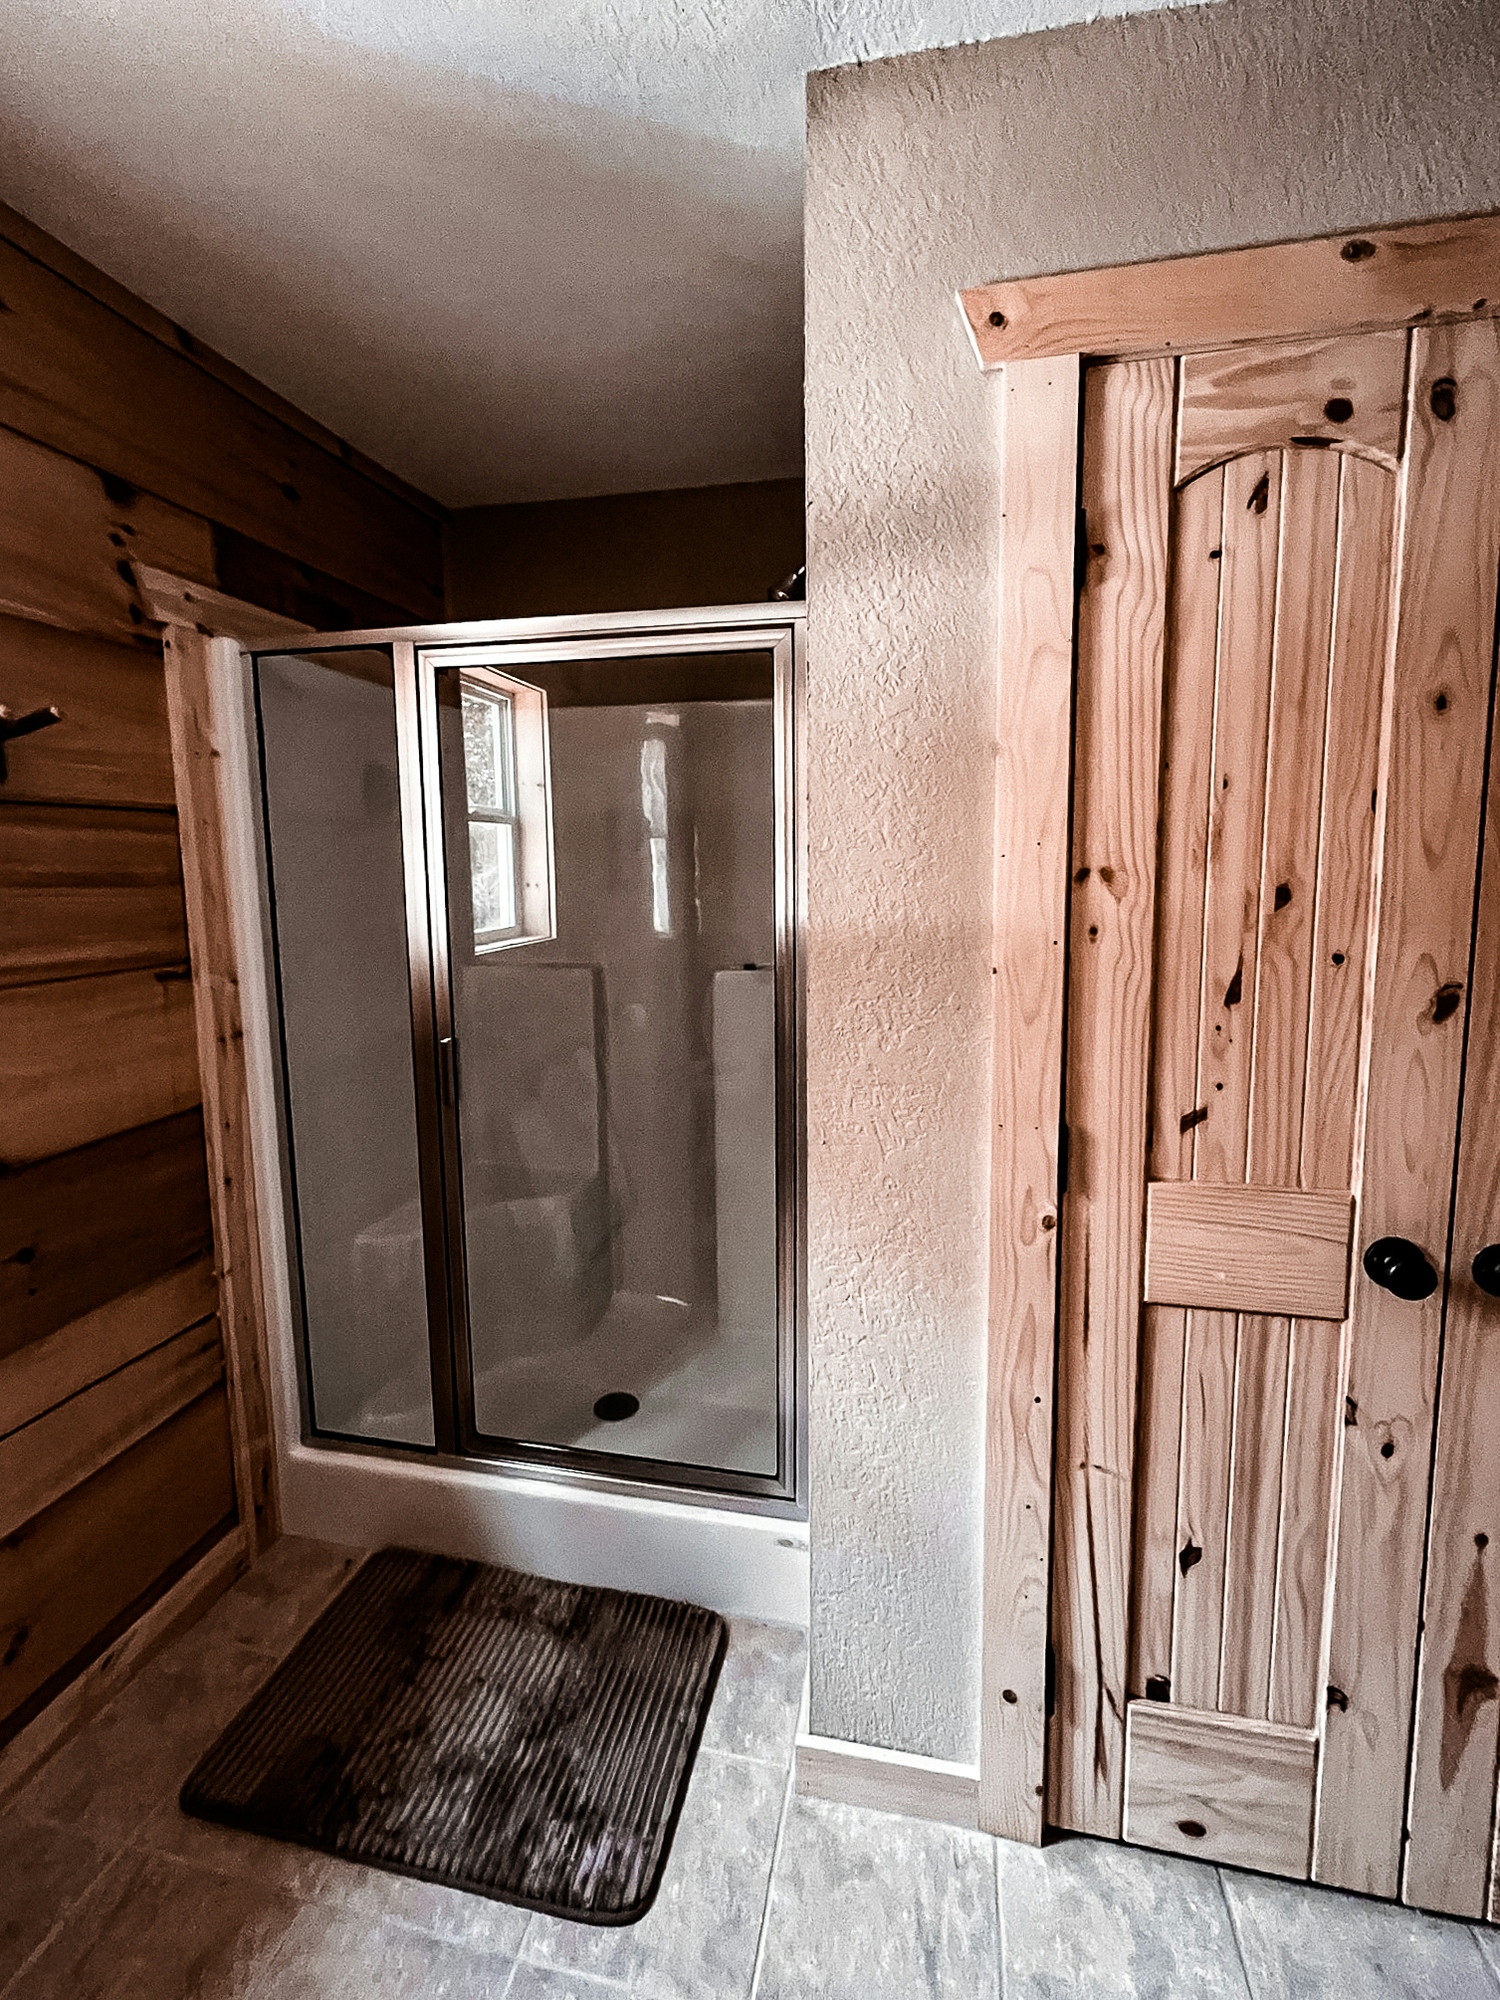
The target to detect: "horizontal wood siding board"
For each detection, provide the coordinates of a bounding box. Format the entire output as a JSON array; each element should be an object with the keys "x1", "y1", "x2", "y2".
[
  {"x1": 960, "y1": 213, "x2": 1500, "y2": 368},
  {"x1": 1123, "y1": 1699, "x2": 1317, "y2": 1876},
  {"x1": 0, "y1": 201, "x2": 442, "y2": 526},
  {"x1": 0, "y1": 1386, "x2": 237, "y2": 1731},
  {"x1": 0, "y1": 614, "x2": 174, "y2": 809},
  {"x1": 0, "y1": 424, "x2": 216, "y2": 645},
  {"x1": 0, "y1": 801, "x2": 187, "y2": 987},
  {"x1": 1, "y1": 967, "x2": 200, "y2": 1166},
  {"x1": 0, "y1": 1259, "x2": 218, "y2": 1435},
  {"x1": 0, "y1": 1109, "x2": 213, "y2": 1354},
  {"x1": 0, "y1": 1523, "x2": 246, "y2": 1803},
  {"x1": 210, "y1": 525, "x2": 430, "y2": 635},
  {"x1": 1144, "y1": 1182, "x2": 1353, "y2": 1319},
  {"x1": 0, "y1": 1318, "x2": 224, "y2": 1539},
  {"x1": 0, "y1": 235, "x2": 442, "y2": 615}
]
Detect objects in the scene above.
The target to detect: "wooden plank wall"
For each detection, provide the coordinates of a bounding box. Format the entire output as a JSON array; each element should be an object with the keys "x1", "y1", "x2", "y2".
[{"x1": 0, "y1": 198, "x2": 445, "y2": 1756}]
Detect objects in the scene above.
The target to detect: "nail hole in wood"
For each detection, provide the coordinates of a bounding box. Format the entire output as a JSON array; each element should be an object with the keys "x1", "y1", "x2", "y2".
[
  {"x1": 988, "y1": 310, "x2": 1007, "y2": 328},
  {"x1": 1380, "y1": 1439, "x2": 1396, "y2": 1459},
  {"x1": 1002, "y1": 1688, "x2": 1018, "y2": 1704}
]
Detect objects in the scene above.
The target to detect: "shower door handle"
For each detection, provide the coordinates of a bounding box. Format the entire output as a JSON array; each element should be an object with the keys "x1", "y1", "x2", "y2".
[{"x1": 439, "y1": 1036, "x2": 459, "y2": 1107}]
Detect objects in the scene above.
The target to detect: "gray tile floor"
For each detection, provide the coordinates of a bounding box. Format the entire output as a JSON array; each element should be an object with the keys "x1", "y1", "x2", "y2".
[{"x1": 2, "y1": 1535, "x2": 1497, "y2": 1998}]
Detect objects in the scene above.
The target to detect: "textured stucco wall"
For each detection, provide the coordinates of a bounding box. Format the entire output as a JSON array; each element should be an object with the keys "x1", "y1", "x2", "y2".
[{"x1": 805, "y1": 0, "x2": 1500, "y2": 1763}]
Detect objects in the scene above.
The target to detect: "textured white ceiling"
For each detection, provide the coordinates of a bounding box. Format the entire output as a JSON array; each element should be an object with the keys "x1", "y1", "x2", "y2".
[{"x1": 0, "y1": 0, "x2": 1169, "y2": 505}]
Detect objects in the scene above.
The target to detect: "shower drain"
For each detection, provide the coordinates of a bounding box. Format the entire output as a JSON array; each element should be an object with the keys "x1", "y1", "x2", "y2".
[{"x1": 593, "y1": 1392, "x2": 639, "y2": 1423}]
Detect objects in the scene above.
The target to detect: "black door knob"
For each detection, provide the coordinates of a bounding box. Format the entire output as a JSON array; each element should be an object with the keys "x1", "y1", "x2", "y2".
[
  {"x1": 1363, "y1": 1236, "x2": 1438, "y2": 1301},
  {"x1": 1473, "y1": 1246, "x2": 1500, "y2": 1297}
]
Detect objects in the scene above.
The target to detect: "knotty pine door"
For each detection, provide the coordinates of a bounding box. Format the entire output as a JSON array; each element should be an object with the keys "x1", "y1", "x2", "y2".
[{"x1": 1050, "y1": 317, "x2": 1500, "y2": 1910}]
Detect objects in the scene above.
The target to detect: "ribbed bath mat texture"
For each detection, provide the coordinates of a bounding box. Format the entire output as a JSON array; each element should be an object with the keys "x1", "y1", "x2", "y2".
[{"x1": 179, "y1": 1547, "x2": 727, "y2": 1924}]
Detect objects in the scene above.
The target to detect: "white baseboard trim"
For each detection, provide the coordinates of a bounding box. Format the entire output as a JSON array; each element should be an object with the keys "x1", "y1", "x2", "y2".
[{"x1": 795, "y1": 1732, "x2": 980, "y2": 1829}]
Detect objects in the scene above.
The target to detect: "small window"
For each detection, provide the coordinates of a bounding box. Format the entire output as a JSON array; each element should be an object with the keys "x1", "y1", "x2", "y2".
[{"x1": 459, "y1": 671, "x2": 555, "y2": 951}]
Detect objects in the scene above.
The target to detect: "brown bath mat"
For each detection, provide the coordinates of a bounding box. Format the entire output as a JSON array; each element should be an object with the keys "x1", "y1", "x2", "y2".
[{"x1": 180, "y1": 1546, "x2": 726, "y2": 1924}]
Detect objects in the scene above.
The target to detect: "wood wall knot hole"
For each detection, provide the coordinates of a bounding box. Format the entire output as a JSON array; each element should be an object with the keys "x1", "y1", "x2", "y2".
[
  {"x1": 1223, "y1": 956, "x2": 1244, "y2": 1008},
  {"x1": 1088, "y1": 924, "x2": 1099, "y2": 940},
  {"x1": 1175, "y1": 1819, "x2": 1207, "y2": 1839},
  {"x1": 1097, "y1": 865, "x2": 1115, "y2": 886},
  {"x1": 1340, "y1": 238, "x2": 1378, "y2": 262},
  {"x1": 1332, "y1": 951, "x2": 1346, "y2": 966},
  {"x1": 1433, "y1": 691, "x2": 1449, "y2": 713},
  {"x1": 1002, "y1": 1688, "x2": 1018, "y2": 1704},
  {"x1": 1475, "y1": 300, "x2": 1488, "y2": 313},
  {"x1": 1430, "y1": 983, "x2": 1463, "y2": 1026},
  {"x1": 1345, "y1": 1395, "x2": 1359, "y2": 1426},
  {"x1": 1430, "y1": 377, "x2": 1458, "y2": 422},
  {"x1": 1208, "y1": 547, "x2": 1222, "y2": 561},
  {"x1": 987, "y1": 309, "x2": 1007, "y2": 328},
  {"x1": 1074, "y1": 866, "x2": 1090, "y2": 883},
  {"x1": 1145, "y1": 1675, "x2": 1171, "y2": 1702},
  {"x1": 1323, "y1": 397, "x2": 1355, "y2": 423},
  {"x1": 2, "y1": 1626, "x2": 29, "y2": 1668},
  {"x1": 1477, "y1": 1533, "x2": 1489, "y2": 1550},
  {"x1": 1179, "y1": 1541, "x2": 1203, "y2": 1576},
  {"x1": 279, "y1": 482, "x2": 301, "y2": 503},
  {"x1": 1180, "y1": 1106, "x2": 1209, "y2": 1134},
  {"x1": 1041, "y1": 1214, "x2": 1056, "y2": 1231},
  {"x1": 1327, "y1": 1684, "x2": 1350, "y2": 1711},
  {"x1": 99, "y1": 471, "x2": 138, "y2": 507},
  {"x1": 1380, "y1": 1438, "x2": 1396, "y2": 1460},
  {"x1": 1248, "y1": 472, "x2": 1271, "y2": 514},
  {"x1": 1273, "y1": 882, "x2": 1292, "y2": 911}
]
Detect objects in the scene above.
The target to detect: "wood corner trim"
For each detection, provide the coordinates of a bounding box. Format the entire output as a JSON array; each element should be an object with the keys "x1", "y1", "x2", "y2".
[
  {"x1": 135, "y1": 566, "x2": 313, "y2": 646},
  {"x1": 959, "y1": 210, "x2": 1500, "y2": 369}
]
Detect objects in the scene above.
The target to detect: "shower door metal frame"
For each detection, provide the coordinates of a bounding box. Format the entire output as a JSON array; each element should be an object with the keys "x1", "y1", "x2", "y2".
[{"x1": 255, "y1": 604, "x2": 805, "y2": 1515}]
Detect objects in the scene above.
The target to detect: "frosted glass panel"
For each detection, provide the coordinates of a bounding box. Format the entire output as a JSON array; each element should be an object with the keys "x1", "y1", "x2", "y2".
[
  {"x1": 438, "y1": 655, "x2": 780, "y2": 1478},
  {"x1": 257, "y1": 649, "x2": 435, "y2": 1446}
]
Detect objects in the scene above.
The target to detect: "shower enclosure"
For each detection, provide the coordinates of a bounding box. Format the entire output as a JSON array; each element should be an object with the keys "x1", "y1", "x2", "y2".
[{"x1": 252, "y1": 607, "x2": 802, "y2": 1507}]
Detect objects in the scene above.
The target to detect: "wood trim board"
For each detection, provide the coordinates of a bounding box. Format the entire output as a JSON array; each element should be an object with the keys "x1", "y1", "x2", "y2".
[
  {"x1": 796, "y1": 1735, "x2": 980, "y2": 1829},
  {"x1": 164, "y1": 625, "x2": 279, "y2": 1553},
  {"x1": 980, "y1": 354, "x2": 1077, "y2": 1845},
  {"x1": 960, "y1": 211, "x2": 1500, "y2": 370},
  {"x1": 1142, "y1": 1183, "x2": 1353, "y2": 1320}
]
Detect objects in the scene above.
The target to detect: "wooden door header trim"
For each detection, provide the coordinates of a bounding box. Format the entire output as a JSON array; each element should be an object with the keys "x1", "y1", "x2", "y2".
[{"x1": 958, "y1": 211, "x2": 1500, "y2": 370}]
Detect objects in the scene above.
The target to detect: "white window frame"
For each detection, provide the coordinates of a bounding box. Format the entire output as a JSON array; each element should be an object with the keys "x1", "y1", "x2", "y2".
[{"x1": 458, "y1": 668, "x2": 556, "y2": 952}]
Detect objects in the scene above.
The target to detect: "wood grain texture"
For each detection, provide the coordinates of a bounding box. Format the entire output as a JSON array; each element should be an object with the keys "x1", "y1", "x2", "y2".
[
  {"x1": 1300, "y1": 457, "x2": 1393, "y2": 1193},
  {"x1": 0, "y1": 1258, "x2": 217, "y2": 1437},
  {"x1": 0, "y1": 198, "x2": 440, "y2": 525},
  {"x1": 1193, "y1": 449, "x2": 1280, "y2": 1185},
  {"x1": 1317, "y1": 319, "x2": 1500, "y2": 1900},
  {"x1": 0, "y1": 802, "x2": 187, "y2": 987},
  {"x1": 0, "y1": 1318, "x2": 224, "y2": 1539},
  {"x1": 0, "y1": 615, "x2": 174, "y2": 808},
  {"x1": 980, "y1": 356, "x2": 1078, "y2": 1845},
  {"x1": 797, "y1": 1737, "x2": 979, "y2": 1829},
  {"x1": 0, "y1": 968, "x2": 200, "y2": 1166},
  {"x1": 133, "y1": 565, "x2": 312, "y2": 645},
  {"x1": 0, "y1": 1387, "x2": 236, "y2": 1732},
  {"x1": 1404, "y1": 673, "x2": 1500, "y2": 1917},
  {"x1": 1219, "y1": 1314, "x2": 1292, "y2": 1718},
  {"x1": 0, "y1": 1109, "x2": 213, "y2": 1358},
  {"x1": 0, "y1": 1523, "x2": 246, "y2": 1806},
  {"x1": 1123, "y1": 1700, "x2": 1317, "y2": 1876},
  {"x1": 0, "y1": 234, "x2": 443, "y2": 616},
  {"x1": 1268, "y1": 1316, "x2": 1348, "y2": 1728},
  {"x1": 1177, "y1": 332, "x2": 1409, "y2": 481},
  {"x1": 0, "y1": 423, "x2": 216, "y2": 643},
  {"x1": 961, "y1": 212, "x2": 1500, "y2": 368},
  {"x1": 1051, "y1": 357, "x2": 1174, "y2": 1836},
  {"x1": 1143, "y1": 1183, "x2": 1353, "y2": 1319},
  {"x1": 164, "y1": 628, "x2": 278, "y2": 1553},
  {"x1": 1130, "y1": 471, "x2": 1221, "y2": 1702}
]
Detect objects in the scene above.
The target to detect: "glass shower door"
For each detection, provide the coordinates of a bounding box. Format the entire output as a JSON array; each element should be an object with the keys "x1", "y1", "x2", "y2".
[{"x1": 426, "y1": 635, "x2": 792, "y2": 1492}]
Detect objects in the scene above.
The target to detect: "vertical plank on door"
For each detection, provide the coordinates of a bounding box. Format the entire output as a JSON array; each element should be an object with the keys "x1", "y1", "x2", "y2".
[
  {"x1": 1219, "y1": 448, "x2": 1341, "y2": 1721},
  {"x1": 1403, "y1": 404, "x2": 1500, "y2": 1917},
  {"x1": 1269, "y1": 452, "x2": 1393, "y2": 1734},
  {"x1": 1173, "y1": 450, "x2": 1283, "y2": 1715},
  {"x1": 1130, "y1": 467, "x2": 1223, "y2": 1702},
  {"x1": 1317, "y1": 319, "x2": 1500, "y2": 1901},
  {"x1": 1051, "y1": 355, "x2": 1174, "y2": 1836},
  {"x1": 980, "y1": 354, "x2": 1079, "y2": 1845}
]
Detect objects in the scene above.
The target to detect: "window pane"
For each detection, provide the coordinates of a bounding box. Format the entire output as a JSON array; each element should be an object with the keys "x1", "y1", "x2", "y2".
[
  {"x1": 462, "y1": 687, "x2": 516, "y2": 815},
  {"x1": 470, "y1": 817, "x2": 517, "y2": 937}
]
